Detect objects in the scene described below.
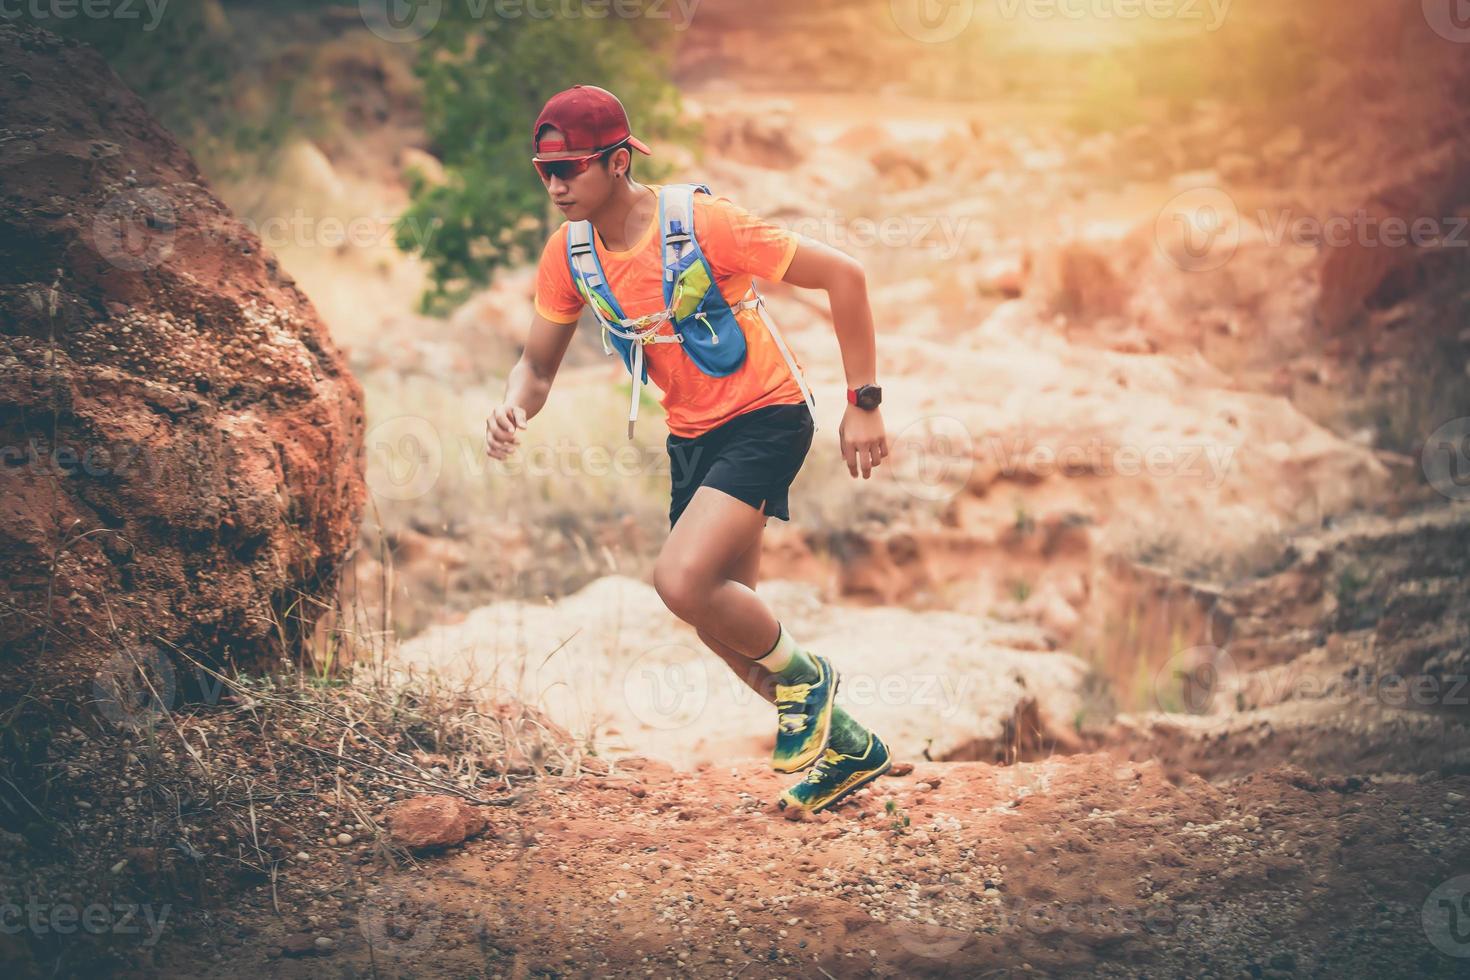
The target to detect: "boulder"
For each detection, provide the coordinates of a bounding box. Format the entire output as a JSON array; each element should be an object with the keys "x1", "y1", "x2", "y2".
[{"x1": 0, "y1": 24, "x2": 365, "y2": 694}]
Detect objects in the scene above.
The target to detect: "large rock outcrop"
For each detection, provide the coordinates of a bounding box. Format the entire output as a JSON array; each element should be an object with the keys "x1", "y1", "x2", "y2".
[{"x1": 0, "y1": 24, "x2": 365, "y2": 695}]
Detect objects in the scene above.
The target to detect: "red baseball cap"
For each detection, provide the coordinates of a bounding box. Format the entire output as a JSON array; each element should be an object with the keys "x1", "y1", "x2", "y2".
[{"x1": 533, "y1": 84, "x2": 652, "y2": 157}]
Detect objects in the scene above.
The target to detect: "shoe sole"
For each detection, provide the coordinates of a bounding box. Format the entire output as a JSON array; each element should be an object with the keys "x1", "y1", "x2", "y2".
[
  {"x1": 779, "y1": 748, "x2": 892, "y2": 814},
  {"x1": 771, "y1": 661, "x2": 840, "y2": 774}
]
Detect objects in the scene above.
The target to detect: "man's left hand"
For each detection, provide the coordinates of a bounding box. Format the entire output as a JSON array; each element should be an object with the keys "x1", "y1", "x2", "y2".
[{"x1": 839, "y1": 404, "x2": 889, "y2": 479}]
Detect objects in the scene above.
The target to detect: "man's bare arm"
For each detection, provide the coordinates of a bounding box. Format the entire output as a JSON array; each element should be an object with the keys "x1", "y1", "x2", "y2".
[
  {"x1": 777, "y1": 238, "x2": 888, "y2": 478},
  {"x1": 485, "y1": 311, "x2": 579, "y2": 459},
  {"x1": 780, "y1": 238, "x2": 876, "y2": 390}
]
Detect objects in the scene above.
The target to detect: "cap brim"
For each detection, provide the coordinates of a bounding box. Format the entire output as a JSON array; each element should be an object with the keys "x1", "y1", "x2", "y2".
[{"x1": 626, "y1": 135, "x2": 653, "y2": 155}]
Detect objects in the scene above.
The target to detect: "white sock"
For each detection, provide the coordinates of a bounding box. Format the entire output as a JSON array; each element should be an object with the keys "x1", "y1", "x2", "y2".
[{"x1": 754, "y1": 622, "x2": 797, "y2": 672}]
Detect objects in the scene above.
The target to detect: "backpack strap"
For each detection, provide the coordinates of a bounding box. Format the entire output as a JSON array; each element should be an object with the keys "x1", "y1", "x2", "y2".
[
  {"x1": 567, "y1": 215, "x2": 684, "y2": 439},
  {"x1": 658, "y1": 182, "x2": 820, "y2": 433},
  {"x1": 566, "y1": 219, "x2": 623, "y2": 358}
]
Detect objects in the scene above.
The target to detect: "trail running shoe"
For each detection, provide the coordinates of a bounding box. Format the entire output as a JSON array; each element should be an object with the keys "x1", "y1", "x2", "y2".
[
  {"x1": 771, "y1": 653, "x2": 838, "y2": 774},
  {"x1": 778, "y1": 731, "x2": 892, "y2": 814}
]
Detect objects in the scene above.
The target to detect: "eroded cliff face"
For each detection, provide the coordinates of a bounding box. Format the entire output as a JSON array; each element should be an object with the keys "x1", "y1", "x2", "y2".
[{"x1": 0, "y1": 24, "x2": 365, "y2": 694}]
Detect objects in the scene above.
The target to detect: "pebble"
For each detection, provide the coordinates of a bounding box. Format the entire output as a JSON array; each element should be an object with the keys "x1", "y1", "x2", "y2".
[{"x1": 335, "y1": 833, "x2": 353, "y2": 846}]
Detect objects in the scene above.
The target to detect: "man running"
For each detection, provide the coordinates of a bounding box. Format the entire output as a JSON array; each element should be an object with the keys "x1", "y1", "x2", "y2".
[{"x1": 485, "y1": 84, "x2": 891, "y2": 812}]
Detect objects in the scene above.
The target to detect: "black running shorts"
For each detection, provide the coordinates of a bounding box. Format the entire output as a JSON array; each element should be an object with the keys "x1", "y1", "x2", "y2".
[{"x1": 667, "y1": 401, "x2": 815, "y2": 528}]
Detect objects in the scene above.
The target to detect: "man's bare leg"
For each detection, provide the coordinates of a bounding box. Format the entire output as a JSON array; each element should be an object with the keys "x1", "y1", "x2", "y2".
[
  {"x1": 655, "y1": 483, "x2": 881, "y2": 782},
  {"x1": 653, "y1": 485, "x2": 780, "y2": 658},
  {"x1": 693, "y1": 524, "x2": 780, "y2": 706}
]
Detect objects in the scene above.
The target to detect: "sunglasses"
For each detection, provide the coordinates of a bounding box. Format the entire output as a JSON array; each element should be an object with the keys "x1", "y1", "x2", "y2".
[{"x1": 532, "y1": 139, "x2": 628, "y2": 182}]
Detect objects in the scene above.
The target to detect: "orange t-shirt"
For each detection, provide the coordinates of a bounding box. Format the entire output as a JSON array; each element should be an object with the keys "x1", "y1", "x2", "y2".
[{"x1": 534, "y1": 184, "x2": 808, "y2": 439}]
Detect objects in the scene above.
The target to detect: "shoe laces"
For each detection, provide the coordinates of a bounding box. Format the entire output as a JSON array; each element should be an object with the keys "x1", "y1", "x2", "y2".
[
  {"x1": 774, "y1": 681, "x2": 813, "y2": 735},
  {"x1": 804, "y1": 748, "x2": 844, "y2": 783}
]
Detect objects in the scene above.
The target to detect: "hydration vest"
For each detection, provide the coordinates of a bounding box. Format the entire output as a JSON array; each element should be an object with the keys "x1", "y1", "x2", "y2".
[{"x1": 565, "y1": 182, "x2": 818, "y2": 439}]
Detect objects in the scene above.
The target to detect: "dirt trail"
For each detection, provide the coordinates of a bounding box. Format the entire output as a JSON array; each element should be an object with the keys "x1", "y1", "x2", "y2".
[{"x1": 160, "y1": 755, "x2": 1470, "y2": 979}]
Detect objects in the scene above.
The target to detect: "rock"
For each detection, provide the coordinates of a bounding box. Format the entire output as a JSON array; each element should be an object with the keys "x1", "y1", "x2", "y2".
[
  {"x1": 869, "y1": 147, "x2": 930, "y2": 191},
  {"x1": 385, "y1": 795, "x2": 489, "y2": 852},
  {"x1": 0, "y1": 22, "x2": 365, "y2": 692},
  {"x1": 975, "y1": 254, "x2": 1026, "y2": 298},
  {"x1": 279, "y1": 934, "x2": 320, "y2": 958}
]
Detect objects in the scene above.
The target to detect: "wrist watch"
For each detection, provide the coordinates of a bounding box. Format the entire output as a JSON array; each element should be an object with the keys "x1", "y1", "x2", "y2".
[{"x1": 847, "y1": 384, "x2": 882, "y2": 411}]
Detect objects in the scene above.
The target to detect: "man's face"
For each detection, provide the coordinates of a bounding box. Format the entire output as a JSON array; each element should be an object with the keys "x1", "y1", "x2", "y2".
[{"x1": 534, "y1": 130, "x2": 625, "y2": 221}]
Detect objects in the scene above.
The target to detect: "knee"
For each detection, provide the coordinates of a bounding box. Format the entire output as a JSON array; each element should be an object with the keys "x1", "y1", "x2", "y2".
[{"x1": 653, "y1": 557, "x2": 708, "y2": 623}]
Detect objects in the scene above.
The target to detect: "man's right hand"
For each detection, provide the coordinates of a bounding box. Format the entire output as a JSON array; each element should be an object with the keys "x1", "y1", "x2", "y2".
[{"x1": 485, "y1": 404, "x2": 529, "y2": 460}]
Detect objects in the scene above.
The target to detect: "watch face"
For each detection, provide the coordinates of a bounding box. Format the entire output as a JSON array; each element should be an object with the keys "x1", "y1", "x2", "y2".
[{"x1": 857, "y1": 386, "x2": 881, "y2": 409}]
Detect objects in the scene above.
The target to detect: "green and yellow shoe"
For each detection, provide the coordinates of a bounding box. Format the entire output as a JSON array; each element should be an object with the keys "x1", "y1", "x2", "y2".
[
  {"x1": 771, "y1": 654, "x2": 839, "y2": 774},
  {"x1": 778, "y1": 731, "x2": 892, "y2": 814}
]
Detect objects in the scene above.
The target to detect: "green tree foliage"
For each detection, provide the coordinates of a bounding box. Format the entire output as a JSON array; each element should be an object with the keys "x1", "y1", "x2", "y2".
[{"x1": 399, "y1": 2, "x2": 697, "y2": 313}]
